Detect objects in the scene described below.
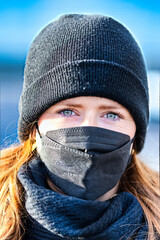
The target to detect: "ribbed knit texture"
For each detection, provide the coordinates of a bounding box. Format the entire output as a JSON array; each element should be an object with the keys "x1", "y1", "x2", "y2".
[
  {"x1": 18, "y1": 13, "x2": 149, "y2": 152},
  {"x1": 18, "y1": 158, "x2": 149, "y2": 240}
]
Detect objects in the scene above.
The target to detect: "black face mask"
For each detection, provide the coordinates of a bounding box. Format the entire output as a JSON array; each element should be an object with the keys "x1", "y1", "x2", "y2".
[{"x1": 36, "y1": 126, "x2": 134, "y2": 200}]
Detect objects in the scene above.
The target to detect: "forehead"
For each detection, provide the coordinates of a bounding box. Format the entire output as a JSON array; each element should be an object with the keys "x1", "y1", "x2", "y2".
[{"x1": 53, "y1": 96, "x2": 125, "y2": 109}]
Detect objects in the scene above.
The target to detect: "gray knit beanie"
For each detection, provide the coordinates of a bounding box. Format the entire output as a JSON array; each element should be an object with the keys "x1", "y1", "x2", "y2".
[{"x1": 18, "y1": 13, "x2": 149, "y2": 153}]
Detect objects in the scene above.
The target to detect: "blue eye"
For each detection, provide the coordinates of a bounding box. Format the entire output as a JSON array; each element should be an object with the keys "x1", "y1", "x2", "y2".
[
  {"x1": 59, "y1": 109, "x2": 76, "y2": 117},
  {"x1": 105, "y1": 113, "x2": 119, "y2": 120}
]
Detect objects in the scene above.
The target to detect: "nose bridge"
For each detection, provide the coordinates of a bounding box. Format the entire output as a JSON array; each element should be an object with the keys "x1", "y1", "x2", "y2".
[{"x1": 80, "y1": 110, "x2": 98, "y2": 127}]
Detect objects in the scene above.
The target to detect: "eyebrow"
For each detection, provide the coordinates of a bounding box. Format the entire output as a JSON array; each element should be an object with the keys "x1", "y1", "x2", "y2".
[{"x1": 57, "y1": 103, "x2": 122, "y2": 110}]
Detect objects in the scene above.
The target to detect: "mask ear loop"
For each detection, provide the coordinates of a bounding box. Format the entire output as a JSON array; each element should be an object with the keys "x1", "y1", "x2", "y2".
[
  {"x1": 29, "y1": 123, "x2": 38, "y2": 152},
  {"x1": 131, "y1": 136, "x2": 135, "y2": 155},
  {"x1": 36, "y1": 122, "x2": 42, "y2": 138},
  {"x1": 127, "y1": 136, "x2": 135, "y2": 166},
  {"x1": 35, "y1": 122, "x2": 42, "y2": 158}
]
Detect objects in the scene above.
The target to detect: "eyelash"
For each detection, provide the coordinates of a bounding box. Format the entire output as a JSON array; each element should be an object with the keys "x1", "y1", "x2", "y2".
[{"x1": 57, "y1": 108, "x2": 123, "y2": 120}]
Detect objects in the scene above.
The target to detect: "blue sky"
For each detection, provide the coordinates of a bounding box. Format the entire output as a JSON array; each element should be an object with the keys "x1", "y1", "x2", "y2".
[{"x1": 0, "y1": 0, "x2": 160, "y2": 69}]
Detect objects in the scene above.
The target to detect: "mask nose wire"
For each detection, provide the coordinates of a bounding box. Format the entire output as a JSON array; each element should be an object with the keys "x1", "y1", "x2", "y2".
[{"x1": 35, "y1": 122, "x2": 42, "y2": 138}]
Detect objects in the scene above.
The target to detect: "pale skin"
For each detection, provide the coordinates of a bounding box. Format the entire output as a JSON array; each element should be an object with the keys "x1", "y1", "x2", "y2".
[{"x1": 34, "y1": 96, "x2": 136, "y2": 201}]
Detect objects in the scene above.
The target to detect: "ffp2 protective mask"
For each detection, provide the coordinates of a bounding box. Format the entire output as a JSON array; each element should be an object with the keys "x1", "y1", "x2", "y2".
[{"x1": 36, "y1": 126, "x2": 134, "y2": 200}]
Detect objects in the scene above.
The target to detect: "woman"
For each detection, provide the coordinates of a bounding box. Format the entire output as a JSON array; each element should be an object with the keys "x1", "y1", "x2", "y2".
[{"x1": 0, "y1": 13, "x2": 160, "y2": 240}]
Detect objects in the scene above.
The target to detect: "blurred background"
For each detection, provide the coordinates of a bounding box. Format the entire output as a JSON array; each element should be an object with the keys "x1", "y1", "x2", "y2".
[{"x1": 0, "y1": 0, "x2": 159, "y2": 171}]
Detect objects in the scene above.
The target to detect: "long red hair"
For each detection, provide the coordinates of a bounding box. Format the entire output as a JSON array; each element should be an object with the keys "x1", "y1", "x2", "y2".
[{"x1": 0, "y1": 131, "x2": 160, "y2": 240}]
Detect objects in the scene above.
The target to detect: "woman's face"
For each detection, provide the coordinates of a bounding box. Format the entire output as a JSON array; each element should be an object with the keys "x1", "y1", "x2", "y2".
[
  {"x1": 37, "y1": 96, "x2": 136, "y2": 139},
  {"x1": 36, "y1": 96, "x2": 136, "y2": 201}
]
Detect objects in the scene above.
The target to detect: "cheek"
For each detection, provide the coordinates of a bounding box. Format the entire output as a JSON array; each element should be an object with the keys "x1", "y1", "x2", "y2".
[
  {"x1": 100, "y1": 120, "x2": 136, "y2": 139},
  {"x1": 38, "y1": 118, "x2": 81, "y2": 134},
  {"x1": 116, "y1": 120, "x2": 136, "y2": 139},
  {"x1": 38, "y1": 119, "x2": 62, "y2": 134}
]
